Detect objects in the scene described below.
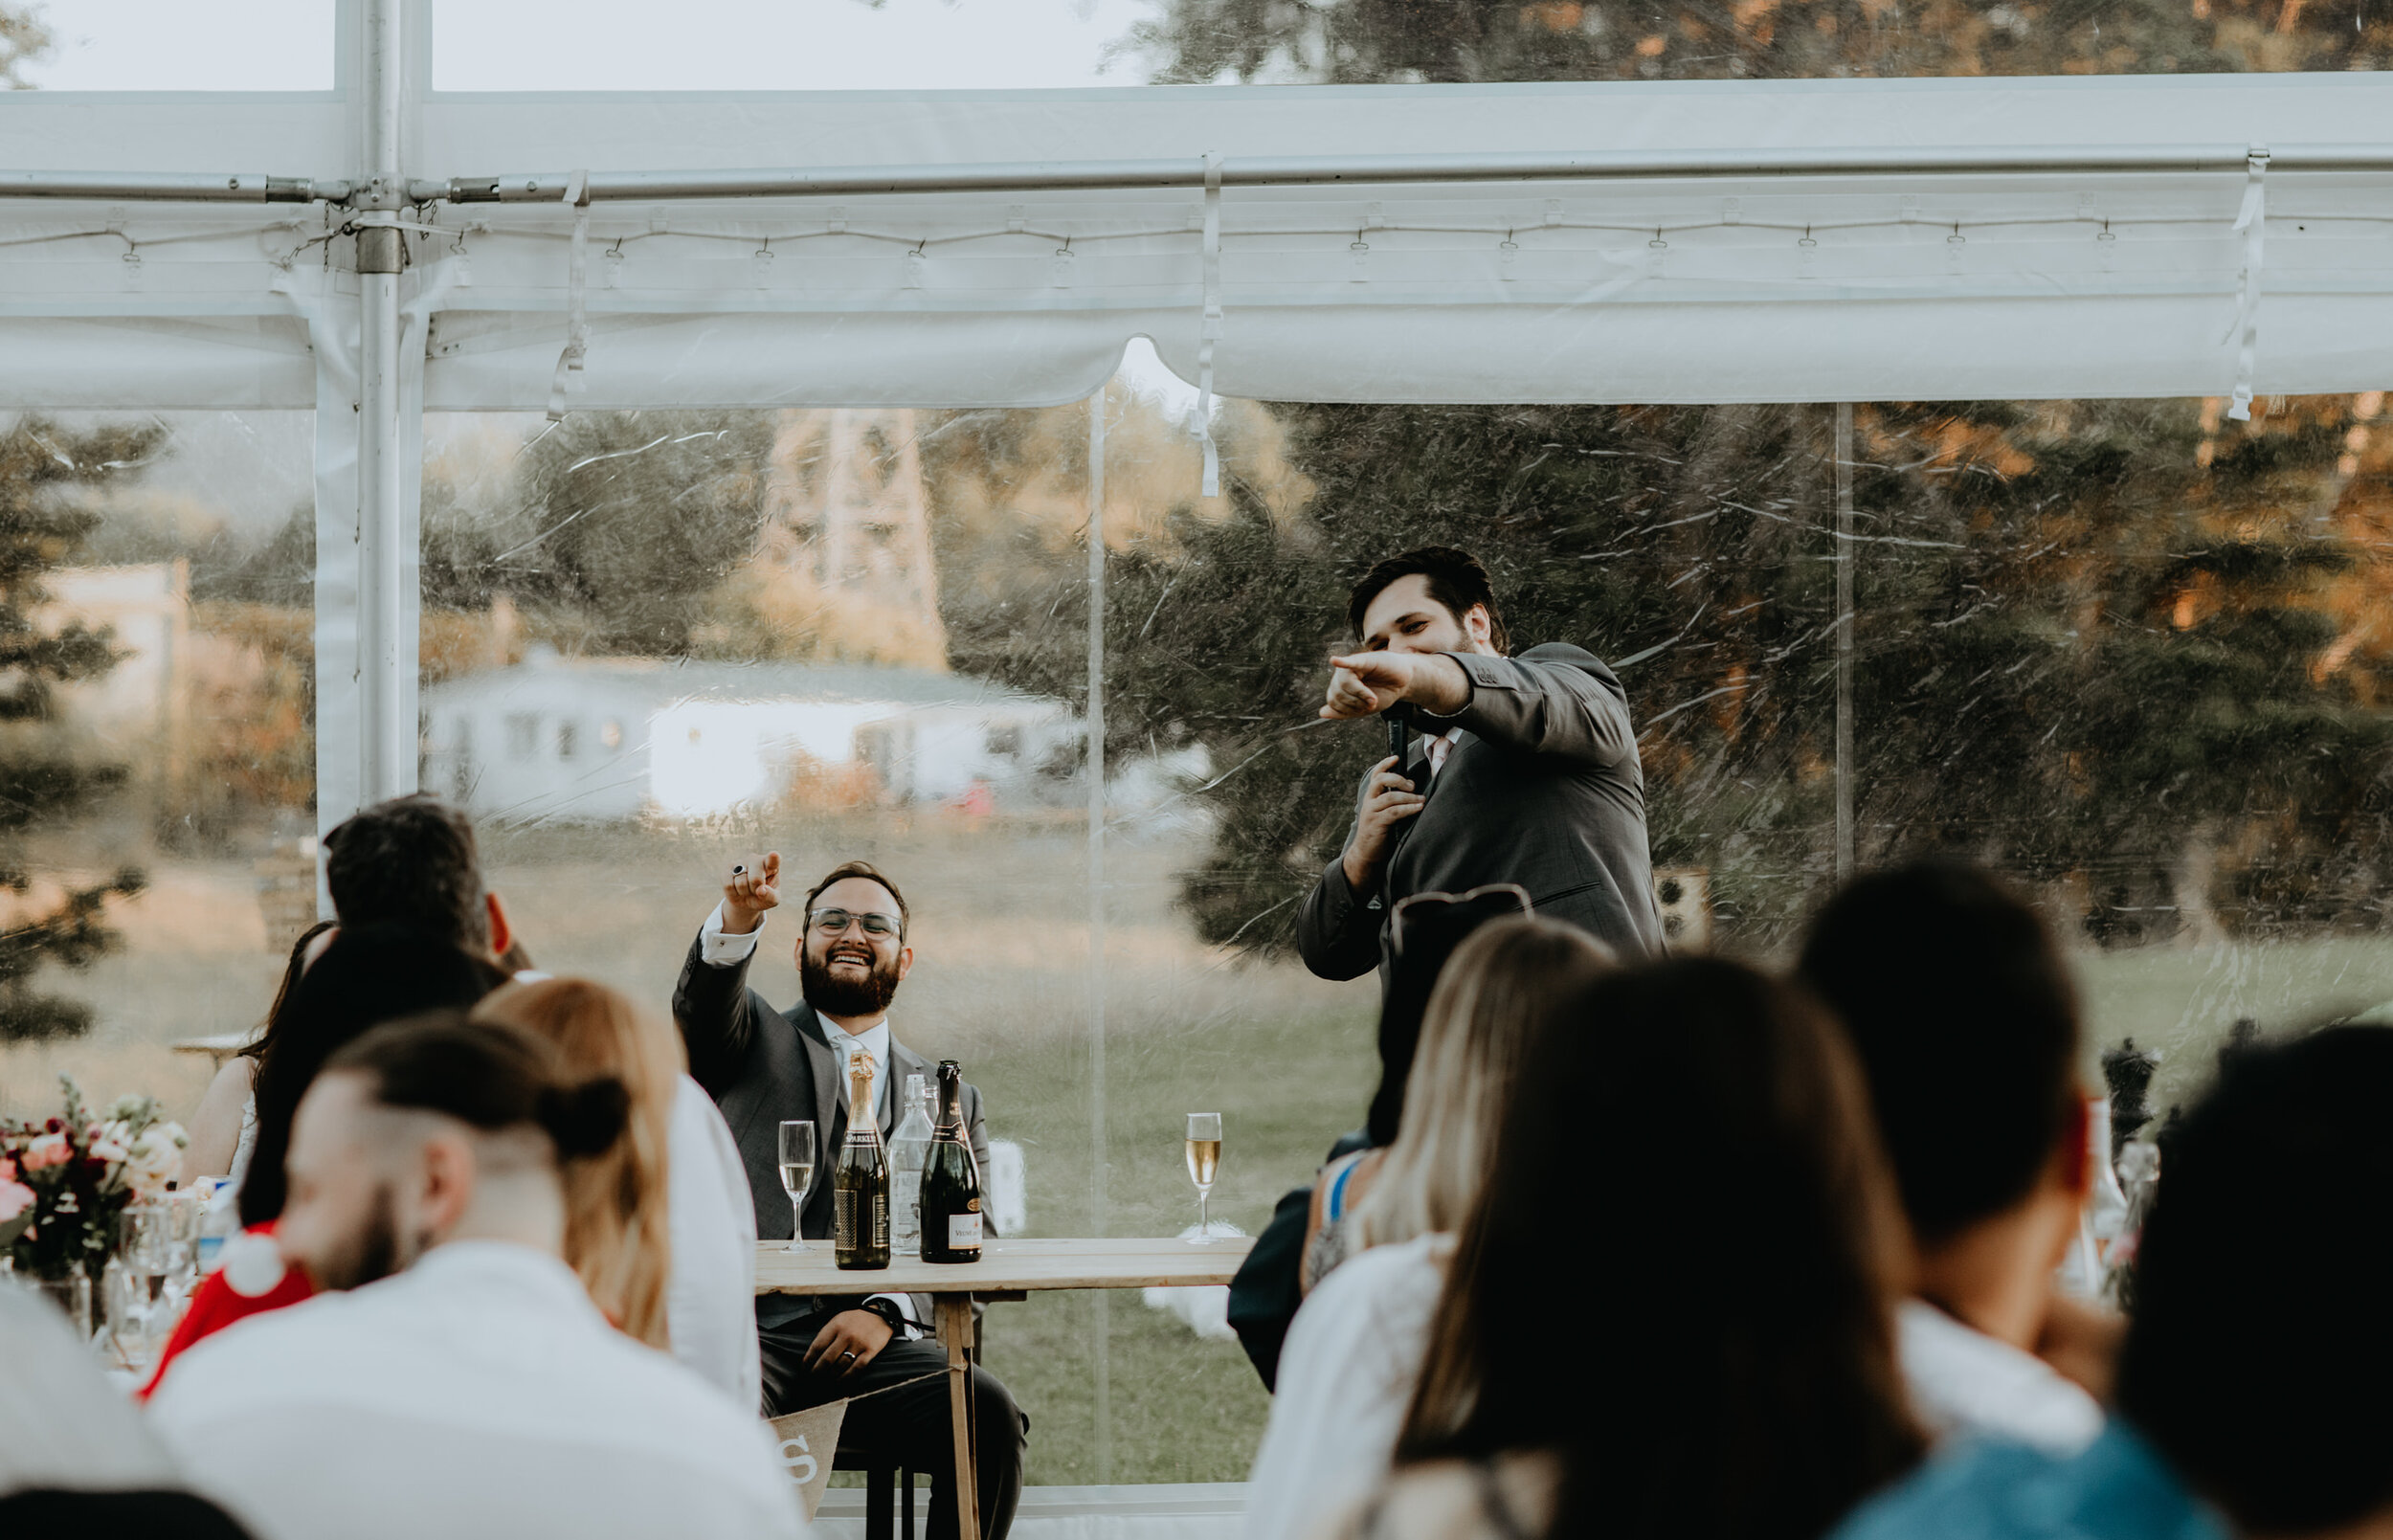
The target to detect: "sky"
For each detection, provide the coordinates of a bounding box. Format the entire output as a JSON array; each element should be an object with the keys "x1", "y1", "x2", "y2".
[{"x1": 13, "y1": 0, "x2": 1161, "y2": 92}]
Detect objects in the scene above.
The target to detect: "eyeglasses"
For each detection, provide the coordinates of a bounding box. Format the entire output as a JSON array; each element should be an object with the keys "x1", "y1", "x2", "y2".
[{"x1": 810, "y1": 907, "x2": 902, "y2": 937}]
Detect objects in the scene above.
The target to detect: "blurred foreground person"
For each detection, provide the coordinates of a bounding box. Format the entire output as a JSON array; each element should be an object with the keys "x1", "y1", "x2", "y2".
[
  {"x1": 1332, "y1": 959, "x2": 1923, "y2": 1540},
  {"x1": 1301, "y1": 546, "x2": 1661, "y2": 1145},
  {"x1": 1247, "y1": 919, "x2": 1610, "y2": 1540},
  {"x1": 1836, "y1": 1025, "x2": 2393, "y2": 1540},
  {"x1": 676, "y1": 854, "x2": 1023, "y2": 1540},
  {"x1": 1799, "y1": 861, "x2": 2112, "y2": 1454},
  {"x1": 143, "y1": 926, "x2": 507, "y2": 1395},
  {"x1": 476, "y1": 976, "x2": 760, "y2": 1406},
  {"x1": 0, "y1": 1287, "x2": 253, "y2": 1537},
  {"x1": 149, "y1": 1015, "x2": 798, "y2": 1540}
]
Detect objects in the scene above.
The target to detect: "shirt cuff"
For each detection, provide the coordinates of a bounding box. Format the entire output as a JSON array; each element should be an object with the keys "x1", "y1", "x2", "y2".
[
  {"x1": 699, "y1": 902, "x2": 765, "y2": 968},
  {"x1": 865, "y1": 1293, "x2": 922, "y2": 1332}
]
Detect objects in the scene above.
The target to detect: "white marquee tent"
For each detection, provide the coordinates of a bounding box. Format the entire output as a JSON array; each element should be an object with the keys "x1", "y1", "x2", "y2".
[{"x1": 3, "y1": 0, "x2": 2389, "y2": 848}]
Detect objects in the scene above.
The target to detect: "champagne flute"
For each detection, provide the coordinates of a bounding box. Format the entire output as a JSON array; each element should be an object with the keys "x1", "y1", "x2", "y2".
[
  {"x1": 778, "y1": 1121, "x2": 818, "y2": 1254},
  {"x1": 1185, "y1": 1113, "x2": 1222, "y2": 1245}
]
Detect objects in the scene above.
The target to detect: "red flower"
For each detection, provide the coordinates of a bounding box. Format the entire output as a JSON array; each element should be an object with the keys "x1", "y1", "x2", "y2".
[{"x1": 43, "y1": 1118, "x2": 63, "y2": 1134}]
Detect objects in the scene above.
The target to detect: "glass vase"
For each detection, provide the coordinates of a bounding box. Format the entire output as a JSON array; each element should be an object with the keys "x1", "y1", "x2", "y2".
[{"x1": 29, "y1": 1263, "x2": 93, "y2": 1341}]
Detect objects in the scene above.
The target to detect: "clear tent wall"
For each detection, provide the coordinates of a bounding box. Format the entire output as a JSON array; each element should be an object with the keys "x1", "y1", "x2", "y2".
[{"x1": 6, "y1": 0, "x2": 2393, "y2": 1485}]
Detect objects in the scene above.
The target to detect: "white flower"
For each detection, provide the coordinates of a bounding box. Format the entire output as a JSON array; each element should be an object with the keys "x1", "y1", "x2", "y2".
[{"x1": 123, "y1": 1125, "x2": 184, "y2": 1199}]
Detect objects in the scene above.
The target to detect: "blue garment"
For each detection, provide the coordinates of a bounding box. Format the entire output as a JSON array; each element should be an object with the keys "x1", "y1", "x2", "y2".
[{"x1": 1833, "y1": 1423, "x2": 2227, "y2": 1540}]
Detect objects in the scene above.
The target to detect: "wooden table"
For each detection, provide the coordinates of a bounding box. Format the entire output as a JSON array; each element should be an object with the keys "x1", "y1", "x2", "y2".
[{"x1": 755, "y1": 1237, "x2": 1253, "y2": 1538}]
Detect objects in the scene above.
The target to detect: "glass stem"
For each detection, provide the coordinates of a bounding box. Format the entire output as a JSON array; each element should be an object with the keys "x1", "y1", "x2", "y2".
[
  {"x1": 1198, "y1": 1188, "x2": 1210, "y2": 1238},
  {"x1": 791, "y1": 1196, "x2": 806, "y2": 1250}
]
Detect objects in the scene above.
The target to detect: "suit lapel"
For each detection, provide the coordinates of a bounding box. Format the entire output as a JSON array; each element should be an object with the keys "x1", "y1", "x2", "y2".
[{"x1": 789, "y1": 999, "x2": 842, "y2": 1147}]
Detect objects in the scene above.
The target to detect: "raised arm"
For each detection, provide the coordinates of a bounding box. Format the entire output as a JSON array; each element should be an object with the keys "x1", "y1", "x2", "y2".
[
  {"x1": 1429, "y1": 646, "x2": 1637, "y2": 770},
  {"x1": 1296, "y1": 757, "x2": 1415, "y2": 981},
  {"x1": 672, "y1": 853, "x2": 782, "y2": 1096}
]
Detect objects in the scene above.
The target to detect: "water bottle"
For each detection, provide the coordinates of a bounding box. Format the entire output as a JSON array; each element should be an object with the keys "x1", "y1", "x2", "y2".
[{"x1": 888, "y1": 1073, "x2": 934, "y2": 1253}]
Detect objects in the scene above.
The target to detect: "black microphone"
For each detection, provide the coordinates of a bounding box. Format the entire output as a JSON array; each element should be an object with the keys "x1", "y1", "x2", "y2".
[{"x1": 1383, "y1": 707, "x2": 1410, "y2": 767}]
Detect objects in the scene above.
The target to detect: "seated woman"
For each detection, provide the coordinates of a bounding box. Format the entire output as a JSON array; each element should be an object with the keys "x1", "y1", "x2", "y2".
[
  {"x1": 473, "y1": 978, "x2": 759, "y2": 1407},
  {"x1": 1332, "y1": 958, "x2": 1925, "y2": 1540},
  {"x1": 178, "y1": 921, "x2": 335, "y2": 1190},
  {"x1": 141, "y1": 926, "x2": 508, "y2": 1396},
  {"x1": 1248, "y1": 919, "x2": 1612, "y2": 1540}
]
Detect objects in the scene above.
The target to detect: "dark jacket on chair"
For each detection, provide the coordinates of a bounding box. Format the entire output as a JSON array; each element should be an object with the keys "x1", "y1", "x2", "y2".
[{"x1": 673, "y1": 931, "x2": 993, "y2": 1328}]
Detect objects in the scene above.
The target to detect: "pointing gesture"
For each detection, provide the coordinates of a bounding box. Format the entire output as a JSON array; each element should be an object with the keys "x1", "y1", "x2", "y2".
[
  {"x1": 723, "y1": 851, "x2": 781, "y2": 936},
  {"x1": 1321, "y1": 650, "x2": 1471, "y2": 720}
]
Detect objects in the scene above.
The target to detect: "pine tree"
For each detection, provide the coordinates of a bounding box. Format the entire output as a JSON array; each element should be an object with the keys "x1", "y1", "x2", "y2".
[{"x1": 0, "y1": 416, "x2": 155, "y2": 1041}]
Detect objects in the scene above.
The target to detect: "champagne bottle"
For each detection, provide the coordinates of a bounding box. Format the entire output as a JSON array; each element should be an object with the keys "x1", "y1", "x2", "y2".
[
  {"x1": 832, "y1": 1049, "x2": 891, "y2": 1270},
  {"x1": 919, "y1": 1060, "x2": 984, "y2": 1263}
]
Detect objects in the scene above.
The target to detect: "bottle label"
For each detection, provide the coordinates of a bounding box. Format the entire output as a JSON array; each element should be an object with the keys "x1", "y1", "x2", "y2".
[{"x1": 947, "y1": 1212, "x2": 982, "y2": 1249}]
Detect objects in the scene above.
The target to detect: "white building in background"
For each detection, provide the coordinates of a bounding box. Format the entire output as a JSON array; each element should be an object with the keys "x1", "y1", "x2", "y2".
[{"x1": 419, "y1": 649, "x2": 1083, "y2": 824}]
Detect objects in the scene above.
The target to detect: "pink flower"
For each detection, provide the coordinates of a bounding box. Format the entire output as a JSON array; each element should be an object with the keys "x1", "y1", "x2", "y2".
[
  {"x1": 19, "y1": 1133, "x2": 70, "y2": 1172},
  {"x1": 0, "y1": 1177, "x2": 31, "y2": 1223}
]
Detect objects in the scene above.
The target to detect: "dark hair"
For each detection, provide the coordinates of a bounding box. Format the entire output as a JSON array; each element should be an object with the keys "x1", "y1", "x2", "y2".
[
  {"x1": 1398, "y1": 958, "x2": 1921, "y2": 1540},
  {"x1": 1346, "y1": 546, "x2": 1510, "y2": 655},
  {"x1": 2117, "y1": 1025, "x2": 2393, "y2": 1533},
  {"x1": 324, "y1": 794, "x2": 492, "y2": 955},
  {"x1": 239, "y1": 925, "x2": 509, "y2": 1226},
  {"x1": 327, "y1": 1011, "x2": 630, "y2": 1163},
  {"x1": 240, "y1": 920, "x2": 337, "y2": 1065},
  {"x1": 1795, "y1": 860, "x2": 2081, "y2": 1246},
  {"x1": 802, "y1": 859, "x2": 909, "y2": 936}
]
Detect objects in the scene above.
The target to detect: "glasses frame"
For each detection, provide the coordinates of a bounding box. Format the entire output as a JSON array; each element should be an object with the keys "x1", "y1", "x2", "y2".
[{"x1": 808, "y1": 906, "x2": 904, "y2": 938}]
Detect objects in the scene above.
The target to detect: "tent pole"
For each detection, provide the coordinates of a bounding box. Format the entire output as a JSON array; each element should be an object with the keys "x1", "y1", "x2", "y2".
[
  {"x1": 1834, "y1": 402, "x2": 1856, "y2": 884},
  {"x1": 355, "y1": 0, "x2": 414, "y2": 807},
  {"x1": 1085, "y1": 385, "x2": 1112, "y2": 1486}
]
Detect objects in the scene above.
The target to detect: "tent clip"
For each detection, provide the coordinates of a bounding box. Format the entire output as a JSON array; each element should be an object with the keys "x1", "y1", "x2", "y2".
[
  {"x1": 546, "y1": 168, "x2": 592, "y2": 422},
  {"x1": 2228, "y1": 145, "x2": 2270, "y2": 422}
]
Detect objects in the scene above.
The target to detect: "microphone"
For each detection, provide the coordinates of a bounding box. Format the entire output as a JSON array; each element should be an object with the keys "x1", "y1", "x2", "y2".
[{"x1": 1383, "y1": 707, "x2": 1410, "y2": 767}]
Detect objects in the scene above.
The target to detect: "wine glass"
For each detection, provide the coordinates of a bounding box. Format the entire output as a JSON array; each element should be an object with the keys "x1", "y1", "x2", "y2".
[
  {"x1": 778, "y1": 1121, "x2": 817, "y2": 1254},
  {"x1": 1184, "y1": 1113, "x2": 1222, "y2": 1245}
]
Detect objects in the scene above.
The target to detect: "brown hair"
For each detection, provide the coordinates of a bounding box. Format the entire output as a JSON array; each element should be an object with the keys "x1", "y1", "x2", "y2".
[
  {"x1": 241, "y1": 919, "x2": 337, "y2": 1064},
  {"x1": 324, "y1": 794, "x2": 492, "y2": 955},
  {"x1": 1347, "y1": 546, "x2": 1510, "y2": 655},
  {"x1": 472, "y1": 979, "x2": 682, "y2": 1350},
  {"x1": 1397, "y1": 958, "x2": 1921, "y2": 1540},
  {"x1": 1353, "y1": 918, "x2": 1612, "y2": 1249},
  {"x1": 803, "y1": 859, "x2": 910, "y2": 937}
]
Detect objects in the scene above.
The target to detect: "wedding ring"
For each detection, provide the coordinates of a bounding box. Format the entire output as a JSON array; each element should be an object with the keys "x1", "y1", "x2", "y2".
[{"x1": 841, "y1": 1350, "x2": 857, "y2": 1364}]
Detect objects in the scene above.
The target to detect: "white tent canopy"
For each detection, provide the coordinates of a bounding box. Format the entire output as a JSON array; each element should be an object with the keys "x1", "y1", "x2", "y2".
[{"x1": 3, "y1": 0, "x2": 2390, "y2": 835}]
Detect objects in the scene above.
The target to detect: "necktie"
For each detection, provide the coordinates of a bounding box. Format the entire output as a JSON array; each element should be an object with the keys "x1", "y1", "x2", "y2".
[{"x1": 1427, "y1": 734, "x2": 1454, "y2": 776}]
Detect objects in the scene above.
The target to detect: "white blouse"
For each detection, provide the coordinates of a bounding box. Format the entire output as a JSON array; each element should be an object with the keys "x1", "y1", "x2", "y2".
[
  {"x1": 148, "y1": 1240, "x2": 800, "y2": 1540},
  {"x1": 668, "y1": 1073, "x2": 762, "y2": 1409},
  {"x1": 1247, "y1": 1233, "x2": 1453, "y2": 1540}
]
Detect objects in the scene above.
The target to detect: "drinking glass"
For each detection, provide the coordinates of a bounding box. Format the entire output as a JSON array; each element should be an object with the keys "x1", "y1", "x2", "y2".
[
  {"x1": 777, "y1": 1121, "x2": 817, "y2": 1254},
  {"x1": 1185, "y1": 1113, "x2": 1222, "y2": 1245}
]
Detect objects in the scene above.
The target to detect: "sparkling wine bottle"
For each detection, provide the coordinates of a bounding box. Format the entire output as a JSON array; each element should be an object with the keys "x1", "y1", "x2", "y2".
[
  {"x1": 919, "y1": 1060, "x2": 984, "y2": 1263},
  {"x1": 889, "y1": 1073, "x2": 934, "y2": 1252},
  {"x1": 832, "y1": 1050, "x2": 891, "y2": 1270}
]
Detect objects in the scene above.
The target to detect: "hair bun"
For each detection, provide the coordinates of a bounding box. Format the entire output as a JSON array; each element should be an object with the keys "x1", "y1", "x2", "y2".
[{"x1": 536, "y1": 1076, "x2": 630, "y2": 1159}]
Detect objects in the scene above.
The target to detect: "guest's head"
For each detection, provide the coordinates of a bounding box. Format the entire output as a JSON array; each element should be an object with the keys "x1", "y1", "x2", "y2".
[
  {"x1": 1347, "y1": 546, "x2": 1508, "y2": 658},
  {"x1": 277, "y1": 1013, "x2": 630, "y2": 1291},
  {"x1": 1398, "y1": 958, "x2": 1920, "y2": 1540},
  {"x1": 238, "y1": 926, "x2": 508, "y2": 1227},
  {"x1": 472, "y1": 978, "x2": 681, "y2": 1350},
  {"x1": 796, "y1": 859, "x2": 912, "y2": 1020},
  {"x1": 2116, "y1": 1025, "x2": 2393, "y2": 1536},
  {"x1": 1796, "y1": 861, "x2": 2087, "y2": 1324},
  {"x1": 324, "y1": 793, "x2": 510, "y2": 962},
  {"x1": 1353, "y1": 917, "x2": 1612, "y2": 1249}
]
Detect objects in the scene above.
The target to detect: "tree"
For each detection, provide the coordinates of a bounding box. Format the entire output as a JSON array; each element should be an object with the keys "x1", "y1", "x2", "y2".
[
  {"x1": 0, "y1": 3, "x2": 50, "y2": 91},
  {"x1": 0, "y1": 417, "x2": 154, "y2": 1041}
]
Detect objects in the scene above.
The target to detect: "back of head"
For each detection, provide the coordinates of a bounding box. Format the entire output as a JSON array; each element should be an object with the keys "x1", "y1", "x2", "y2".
[
  {"x1": 1796, "y1": 860, "x2": 2081, "y2": 1245},
  {"x1": 1400, "y1": 958, "x2": 1919, "y2": 1540},
  {"x1": 240, "y1": 926, "x2": 509, "y2": 1226},
  {"x1": 325, "y1": 1012, "x2": 630, "y2": 1170},
  {"x1": 2117, "y1": 1025, "x2": 2393, "y2": 1534},
  {"x1": 472, "y1": 978, "x2": 682, "y2": 1348},
  {"x1": 324, "y1": 794, "x2": 491, "y2": 955},
  {"x1": 1354, "y1": 918, "x2": 1612, "y2": 1248}
]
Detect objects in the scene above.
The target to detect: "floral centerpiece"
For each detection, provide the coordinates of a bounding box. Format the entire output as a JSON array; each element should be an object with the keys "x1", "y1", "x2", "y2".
[{"x1": 1, "y1": 1075, "x2": 186, "y2": 1282}]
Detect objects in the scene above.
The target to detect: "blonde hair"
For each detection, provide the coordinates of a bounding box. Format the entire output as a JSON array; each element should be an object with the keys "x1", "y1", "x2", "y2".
[
  {"x1": 1351, "y1": 918, "x2": 1614, "y2": 1250},
  {"x1": 472, "y1": 978, "x2": 682, "y2": 1350}
]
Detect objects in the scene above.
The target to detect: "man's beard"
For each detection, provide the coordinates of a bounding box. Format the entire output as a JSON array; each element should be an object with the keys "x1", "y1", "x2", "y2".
[
  {"x1": 801, "y1": 944, "x2": 902, "y2": 1018},
  {"x1": 310, "y1": 1182, "x2": 408, "y2": 1292}
]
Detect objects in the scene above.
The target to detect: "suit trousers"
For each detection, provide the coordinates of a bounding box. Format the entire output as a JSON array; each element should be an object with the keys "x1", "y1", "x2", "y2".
[{"x1": 760, "y1": 1314, "x2": 1028, "y2": 1540}]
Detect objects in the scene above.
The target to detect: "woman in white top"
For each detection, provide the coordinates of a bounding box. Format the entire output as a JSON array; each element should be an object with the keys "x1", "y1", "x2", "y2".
[
  {"x1": 180, "y1": 921, "x2": 338, "y2": 1191},
  {"x1": 1246, "y1": 918, "x2": 1612, "y2": 1540},
  {"x1": 474, "y1": 978, "x2": 759, "y2": 1407}
]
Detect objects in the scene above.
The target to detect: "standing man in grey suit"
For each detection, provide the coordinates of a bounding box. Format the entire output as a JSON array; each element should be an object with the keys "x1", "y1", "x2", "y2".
[
  {"x1": 1300, "y1": 547, "x2": 1662, "y2": 1138},
  {"x1": 674, "y1": 857, "x2": 1026, "y2": 1540}
]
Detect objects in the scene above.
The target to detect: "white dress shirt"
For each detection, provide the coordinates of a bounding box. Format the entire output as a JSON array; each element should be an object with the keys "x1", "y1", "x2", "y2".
[
  {"x1": 149, "y1": 1240, "x2": 802, "y2": 1540},
  {"x1": 1896, "y1": 1298, "x2": 2106, "y2": 1456},
  {"x1": 1245, "y1": 1233, "x2": 1452, "y2": 1540},
  {"x1": 668, "y1": 1074, "x2": 763, "y2": 1409}
]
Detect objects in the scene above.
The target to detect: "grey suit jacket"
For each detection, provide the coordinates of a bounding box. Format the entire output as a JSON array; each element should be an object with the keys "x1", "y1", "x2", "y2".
[
  {"x1": 1297, "y1": 641, "x2": 1664, "y2": 981},
  {"x1": 671, "y1": 931, "x2": 994, "y2": 1323}
]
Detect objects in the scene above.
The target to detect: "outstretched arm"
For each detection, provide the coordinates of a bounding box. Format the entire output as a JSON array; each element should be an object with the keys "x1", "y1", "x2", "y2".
[{"x1": 672, "y1": 853, "x2": 782, "y2": 1096}]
